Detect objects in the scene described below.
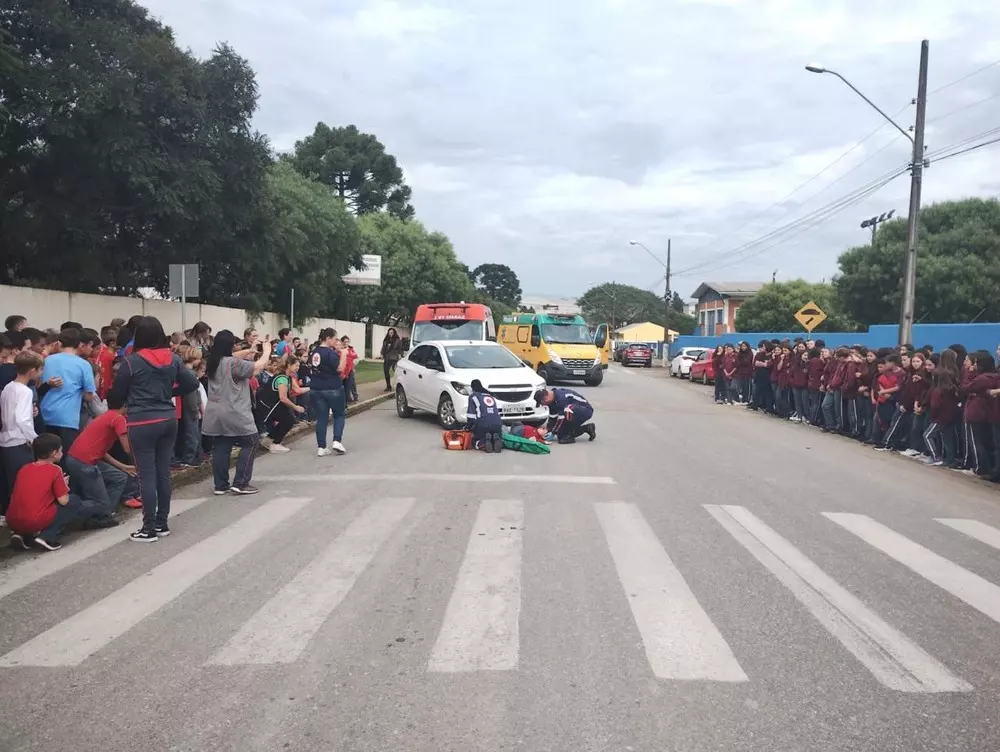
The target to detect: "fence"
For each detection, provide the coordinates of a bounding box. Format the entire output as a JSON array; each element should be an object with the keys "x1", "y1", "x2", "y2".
[
  {"x1": 1, "y1": 284, "x2": 408, "y2": 359},
  {"x1": 668, "y1": 323, "x2": 1000, "y2": 359}
]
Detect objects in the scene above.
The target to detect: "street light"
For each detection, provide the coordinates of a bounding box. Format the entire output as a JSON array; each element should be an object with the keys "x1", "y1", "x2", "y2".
[
  {"x1": 860, "y1": 209, "x2": 895, "y2": 246},
  {"x1": 805, "y1": 40, "x2": 929, "y2": 346},
  {"x1": 629, "y1": 239, "x2": 671, "y2": 358}
]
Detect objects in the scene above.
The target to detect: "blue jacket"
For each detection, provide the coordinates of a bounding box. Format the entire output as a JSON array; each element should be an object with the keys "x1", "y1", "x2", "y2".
[
  {"x1": 549, "y1": 388, "x2": 590, "y2": 416},
  {"x1": 466, "y1": 390, "x2": 502, "y2": 428},
  {"x1": 309, "y1": 346, "x2": 342, "y2": 390}
]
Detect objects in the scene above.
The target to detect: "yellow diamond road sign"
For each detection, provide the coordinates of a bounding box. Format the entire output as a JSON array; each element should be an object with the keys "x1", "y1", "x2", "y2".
[{"x1": 794, "y1": 301, "x2": 827, "y2": 332}]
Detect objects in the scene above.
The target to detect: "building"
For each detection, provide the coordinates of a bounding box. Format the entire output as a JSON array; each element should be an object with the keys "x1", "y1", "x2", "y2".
[
  {"x1": 690, "y1": 281, "x2": 766, "y2": 335},
  {"x1": 520, "y1": 294, "x2": 582, "y2": 315},
  {"x1": 613, "y1": 322, "x2": 679, "y2": 343}
]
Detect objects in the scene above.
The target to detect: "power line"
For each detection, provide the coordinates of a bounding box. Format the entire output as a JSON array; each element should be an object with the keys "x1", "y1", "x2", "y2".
[
  {"x1": 927, "y1": 93, "x2": 1000, "y2": 125},
  {"x1": 933, "y1": 135, "x2": 1000, "y2": 163},
  {"x1": 929, "y1": 57, "x2": 1000, "y2": 95},
  {"x1": 925, "y1": 124, "x2": 1000, "y2": 159}
]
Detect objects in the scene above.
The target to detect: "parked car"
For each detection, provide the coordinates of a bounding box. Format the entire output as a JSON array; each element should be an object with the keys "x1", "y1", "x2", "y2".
[
  {"x1": 669, "y1": 347, "x2": 708, "y2": 378},
  {"x1": 688, "y1": 349, "x2": 716, "y2": 384},
  {"x1": 395, "y1": 340, "x2": 549, "y2": 428},
  {"x1": 613, "y1": 342, "x2": 629, "y2": 363},
  {"x1": 621, "y1": 343, "x2": 653, "y2": 368}
]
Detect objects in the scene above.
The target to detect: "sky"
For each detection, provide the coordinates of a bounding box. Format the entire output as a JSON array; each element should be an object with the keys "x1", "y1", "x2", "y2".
[{"x1": 140, "y1": 0, "x2": 1000, "y2": 300}]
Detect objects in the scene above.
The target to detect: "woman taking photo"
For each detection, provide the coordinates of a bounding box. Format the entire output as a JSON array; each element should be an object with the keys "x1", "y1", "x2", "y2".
[
  {"x1": 110, "y1": 316, "x2": 199, "y2": 542},
  {"x1": 381, "y1": 327, "x2": 403, "y2": 392},
  {"x1": 202, "y1": 330, "x2": 272, "y2": 495}
]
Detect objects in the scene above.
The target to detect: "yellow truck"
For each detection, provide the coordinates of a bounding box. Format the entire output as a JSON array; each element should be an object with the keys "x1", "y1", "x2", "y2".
[{"x1": 499, "y1": 312, "x2": 609, "y2": 386}]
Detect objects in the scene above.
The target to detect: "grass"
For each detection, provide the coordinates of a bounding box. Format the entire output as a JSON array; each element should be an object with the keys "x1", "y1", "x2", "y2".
[{"x1": 353, "y1": 360, "x2": 385, "y2": 384}]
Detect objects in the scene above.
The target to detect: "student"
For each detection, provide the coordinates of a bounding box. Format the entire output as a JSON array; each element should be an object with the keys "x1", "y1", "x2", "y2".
[
  {"x1": 735, "y1": 342, "x2": 753, "y2": 404},
  {"x1": 873, "y1": 355, "x2": 904, "y2": 449},
  {"x1": 822, "y1": 348, "x2": 848, "y2": 432},
  {"x1": 110, "y1": 316, "x2": 200, "y2": 542},
  {"x1": 4, "y1": 314, "x2": 27, "y2": 333},
  {"x1": 311, "y1": 328, "x2": 348, "y2": 456},
  {"x1": 95, "y1": 326, "x2": 118, "y2": 400},
  {"x1": 172, "y1": 346, "x2": 204, "y2": 468},
  {"x1": 341, "y1": 336, "x2": 360, "y2": 403},
  {"x1": 854, "y1": 348, "x2": 876, "y2": 440},
  {"x1": 710, "y1": 345, "x2": 726, "y2": 404},
  {"x1": 806, "y1": 348, "x2": 826, "y2": 425},
  {"x1": 65, "y1": 392, "x2": 134, "y2": 524},
  {"x1": 275, "y1": 328, "x2": 294, "y2": 358},
  {"x1": 465, "y1": 379, "x2": 504, "y2": 453},
  {"x1": 924, "y1": 348, "x2": 961, "y2": 467},
  {"x1": 841, "y1": 348, "x2": 863, "y2": 436},
  {"x1": 748, "y1": 341, "x2": 772, "y2": 412},
  {"x1": 959, "y1": 351, "x2": 998, "y2": 477},
  {"x1": 903, "y1": 353, "x2": 933, "y2": 458},
  {"x1": 721, "y1": 344, "x2": 737, "y2": 405},
  {"x1": 535, "y1": 386, "x2": 596, "y2": 444},
  {"x1": 257, "y1": 355, "x2": 306, "y2": 453},
  {"x1": 6, "y1": 434, "x2": 106, "y2": 551},
  {"x1": 790, "y1": 349, "x2": 809, "y2": 423},
  {"x1": 39, "y1": 328, "x2": 97, "y2": 452},
  {"x1": 0, "y1": 351, "x2": 44, "y2": 513}
]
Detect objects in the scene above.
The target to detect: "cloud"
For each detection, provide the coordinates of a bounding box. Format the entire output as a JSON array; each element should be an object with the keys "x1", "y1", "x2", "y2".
[{"x1": 142, "y1": 0, "x2": 1000, "y2": 298}]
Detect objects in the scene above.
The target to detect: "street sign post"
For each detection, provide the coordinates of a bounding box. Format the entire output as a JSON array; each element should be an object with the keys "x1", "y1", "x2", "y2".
[
  {"x1": 168, "y1": 264, "x2": 200, "y2": 333},
  {"x1": 794, "y1": 301, "x2": 827, "y2": 334}
]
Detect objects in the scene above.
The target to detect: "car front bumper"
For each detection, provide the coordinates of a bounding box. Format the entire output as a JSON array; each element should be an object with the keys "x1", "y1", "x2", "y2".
[
  {"x1": 456, "y1": 400, "x2": 550, "y2": 425},
  {"x1": 545, "y1": 361, "x2": 603, "y2": 382}
]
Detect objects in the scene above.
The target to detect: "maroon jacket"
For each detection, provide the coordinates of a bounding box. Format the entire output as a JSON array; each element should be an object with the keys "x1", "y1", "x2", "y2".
[
  {"x1": 908, "y1": 371, "x2": 932, "y2": 413},
  {"x1": 821, "y1": 358, "x2": 838, "y2": 389},
  {"x1": 735, "y1": 349, "x2": 754, "y2": 378},
  {"x1": 856, "y1": 361, "x2": 875, "y2": 394},
  {"x1": 827, "y1": 359, "x2": 848, "y2": 391},
  {"x1": 721, "y1": 353, "x2": 737, "y2": 378},
  {"x1": 769, "y1": 354, "x2": 781, "y2": 383},
  {"x1": 789, "y1": 358, "x2": 808, "y2": 389},
  {"x1": 841, "y1": 360, "x2": 863, "y2": 398},
  {"x1": 961, "y1": 373, "x2": 1000, "y2": 424},
  {"x1": 929, "y1": 385, "x2": 961, "y2": 424},
  {"x1": 807, "y1": 357, "x2": 826, "y2": 391}
]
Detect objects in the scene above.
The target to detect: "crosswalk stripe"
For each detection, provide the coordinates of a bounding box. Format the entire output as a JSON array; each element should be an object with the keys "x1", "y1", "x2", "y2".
[
  {"x1": 709, "y1": 505, "x2": 970, "y2": 693},
  {"x1": 0, "y1": 496, "x2": 211, "y2": 601},
  {"x1": 826, "y1": 512, "x2": 1000, "y2": 626},
  {"x1": 0, "y1": 497, "x2": 311, "y2": 667},
  {"x1": 208, "y1": 498, "x2": 416, "y2": 666},
  {"x1": 428, "y1": 499, "x2": 523, "y2": 672},
  {"x1": 254, "y1": 474, "x2": 615, "y2": 485},
  {"x1": 935, "y1": 518, "x2": 1000, "y2": 551},
  {"x1": 597, "y1": 502, "x2": 747, "y2": 682}
]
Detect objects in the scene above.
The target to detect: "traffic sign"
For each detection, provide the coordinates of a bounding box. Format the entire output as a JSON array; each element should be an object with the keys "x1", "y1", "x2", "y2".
[{"x1": 794, "y1": 301, "x2": 827, "y2": 332}]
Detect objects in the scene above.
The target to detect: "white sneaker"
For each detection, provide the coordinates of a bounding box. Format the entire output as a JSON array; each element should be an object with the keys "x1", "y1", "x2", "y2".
[
  {"x1": 268, "y1": 443, "x2": 291, "y2": 453},
  {"x1": 317, "y1": 447, "x2": 333, "y2": 457},
  {"x1": 332, "y1": 441, "x2": 347, "y2": 455},
  {"x1": 260, "y1": 436, "x2": 273, "y2": 448}
]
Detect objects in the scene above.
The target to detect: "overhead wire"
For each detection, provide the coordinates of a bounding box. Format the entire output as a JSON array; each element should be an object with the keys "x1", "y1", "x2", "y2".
[{"x1": 928, "y1": 57, "x2": 1000, "y2": 95}]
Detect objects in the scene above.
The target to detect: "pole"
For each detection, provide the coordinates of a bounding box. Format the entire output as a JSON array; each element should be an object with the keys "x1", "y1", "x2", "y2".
[
  {"x1": 871, "y1": 223, "x2": 877, "y2": 247},
  {"x1": 663, "y1": 238, "x2": 671, "y2": 359},
  {"x1": 290, "y1": 288, "x2": 295, "y2": 331},
  {"x1": 180, "y1": 269, "x2": 187, "y2": 334},
  {"x1": 899, "y1": 39, "x2": 928, "y2": 347}
]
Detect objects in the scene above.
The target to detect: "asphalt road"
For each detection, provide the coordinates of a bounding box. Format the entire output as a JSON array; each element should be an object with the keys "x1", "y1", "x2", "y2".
[{"x1": 2, "y1": 364, "x2": 1000, "y2": 752}]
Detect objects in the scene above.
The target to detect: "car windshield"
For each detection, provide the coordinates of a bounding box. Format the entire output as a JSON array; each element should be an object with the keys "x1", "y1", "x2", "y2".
[
  {"x1": 629, "y1": 344, "x2": 651, "y2": 350},
  {"x1": 540, "y1": 323, "x2": 592, "y2": 345},
  {"x1": 412, "y1": 320, "x2": 484, "y2": 345},
  {"x1": 444, "y1": 345, "x2": 524, "y2": 369}
]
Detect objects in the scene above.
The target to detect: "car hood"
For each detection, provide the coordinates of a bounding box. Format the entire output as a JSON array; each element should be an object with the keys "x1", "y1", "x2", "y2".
[{"x1": 449, "y1": 367, "x2": 544, "y2": 391}]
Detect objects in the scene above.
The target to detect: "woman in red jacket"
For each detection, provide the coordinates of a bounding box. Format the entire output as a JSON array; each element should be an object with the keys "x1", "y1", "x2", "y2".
[
  {"x1": 924, "y1": 348, "x2": 961, "y2": 467},
  {"x1": 735, "y1": 342, "x2": 754, "y2": 404},
  {"x1": 959, "y1": 351, "x2": 998, "y2": 477},
  {"x1": 790, "y1": 349, "x2": 809, "y2": 423}
]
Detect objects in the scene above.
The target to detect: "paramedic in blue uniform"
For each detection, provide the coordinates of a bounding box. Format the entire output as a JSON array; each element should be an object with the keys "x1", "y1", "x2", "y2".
[
  {"x1": 534, "y1": 387, "x2": 597, "y2": 444},
  {"x1": 465, "y1": 379, "x2": 504, "y2": 453}
]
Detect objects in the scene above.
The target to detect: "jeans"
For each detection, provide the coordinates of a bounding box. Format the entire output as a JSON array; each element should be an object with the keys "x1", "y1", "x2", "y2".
[
  {"x1": 792, "y1": 387, "x2": 807, "y2": 420},
  {"x1": 806, "y1": 390, "x2": 822, "y2": 424},
  {"x1": 714, "y1": 376, "x2": 726, "y2": 403},
  {"x1": 383, "y1": 359, "x2": 397, "y2": 389},
  {"x1": 313, "y1": 388, "x2": 346, "y2": 448},
  {"x1": 44, "y1": 425, "x2": 79, "y2": 467},
  {"x1": 65, "y1": 456, "x2": 126, "y2": 521},
  {"x1": 38, "y1": 494, "x2": 102, "y2": 541},
  {"x1": 750, "y1": 377, "x2": 772, "y2": 411},
  {"x1": 344, "y1": 373, "x2": 359, "y2": 402},
  {"x1": 723, "y1": 378, "x2": 735, "y2": 404},
  {"x1": 735, "y1": 377, "x2": 751, "y2": 403},
  {"x1": 211, "y1": 434, "x2": 259, "y2": 491},
  {"x1": 0, "y1": 443, "x2": 34, "y2": 513},
  {"x1": 128, "y1": 419, "x2": 178, "y2": 530},
  {"x1": 174, "y1": 409, "x2": 202, "y2": 465},
  {"x1": 908, "y1": 412, "x2": 929, "y2": 455},
  {"x1": 821, "y1": 391, "x2": 843, "y2": 429}
]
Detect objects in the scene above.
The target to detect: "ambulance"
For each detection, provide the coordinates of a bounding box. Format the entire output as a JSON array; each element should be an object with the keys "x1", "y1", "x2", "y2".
[
  {"x1": 409, "y1": 302, "x2": 497, "y2": 349},
  {"x1": 498, "y1": 312, "x2": 609, "y2": 386}
]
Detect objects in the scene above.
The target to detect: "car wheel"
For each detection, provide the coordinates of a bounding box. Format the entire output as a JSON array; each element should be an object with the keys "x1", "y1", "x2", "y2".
[
  {"x1": 437, "y1": 393, "x2": 458, "y2": 429},
  {"x1": 537, "y1": 365, "x2": 551, "y2": 385},
  {"x1": 645, "y1": 360, "x2": 652, "y2": 368},
  {"x1": 702, "y1": 372, "x2": 708, "y2": 385},
  {"x1": 584, "y1": 373, "x2": 603, "y2": 387},
  {"x1": 395, "y1": 385, "x2": 414, "y2": 418}
]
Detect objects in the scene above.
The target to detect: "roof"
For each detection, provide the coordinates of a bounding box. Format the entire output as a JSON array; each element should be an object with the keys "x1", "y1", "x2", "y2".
[
  {"x1": 690, "y1": 281, "x2": 767, "y2": 299},
  {"x1": 613, "y1": 322, "x2": 679, "y2": 336}
]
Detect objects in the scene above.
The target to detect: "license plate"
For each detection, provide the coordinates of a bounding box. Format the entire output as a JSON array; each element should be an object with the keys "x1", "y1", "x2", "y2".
[
  {"x1": 502, "y1": 406, "x2": 527, "y2": 415},
  {"x1": 573, "y1": 369, "x2": 586, "y2": 375}
]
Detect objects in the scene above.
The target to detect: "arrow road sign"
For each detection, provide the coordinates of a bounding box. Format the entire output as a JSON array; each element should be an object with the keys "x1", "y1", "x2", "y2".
[{"x1": 794, "y1": 301, "x2": 827, "y2": 333}]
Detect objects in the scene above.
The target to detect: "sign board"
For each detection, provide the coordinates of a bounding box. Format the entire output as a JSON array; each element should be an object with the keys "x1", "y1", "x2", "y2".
[
  {"x1": 168, "y1": 264, "x2": 200, "y2": 299},
  {"x1": 794, "y1": 300, "x2": 827, "y2": 333},
  {"x1": 342, "y1": 254, "x2": 382, "y2": 286}
]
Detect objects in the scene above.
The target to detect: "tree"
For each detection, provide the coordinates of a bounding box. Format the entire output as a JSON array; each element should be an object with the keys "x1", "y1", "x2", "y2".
[
  {"x1": 578, "y1": 283, "x2": 665, "y2": 329},
  {"x1": 834, "y1": 198, "x2": 1000, "y2": 326},
  {"x1": 734, "y1": 280, "x2": 854, "y2": 333},
  {"x1": 670, "y1": 291, "x2": 685, "y2": 313},
  {"x1": 471, "y1": 263, "x2": 521, "y2": 307},
  {"x1": 288, "y1": 123, "x2": 414, "y2": 220},
  {"x1": 337, "y1": 213, "x2": 476, "y2": 324}
]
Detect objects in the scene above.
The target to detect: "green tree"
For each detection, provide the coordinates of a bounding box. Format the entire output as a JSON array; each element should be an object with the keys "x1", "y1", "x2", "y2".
[
  {"x1": 834, "y1": 198, "x2": 1000, "y2": 326},
  {"x1": 666, "y1": 309, "x2": 697, "y2": 335},
  {"x1": 339, "y1": 214, "x2": 475, "y2": 324},
  {"x1": 471, "y1": 263, "x2": 522, "y2": 307},
  {"x1": 288, "y1": 123, "x2": 414, "y2": 220},
  {"x1": 670, "y1": 291, "x2": 685, "y2": 313},
  {"x1": 735, "y1": 280, "x2": 853, "y2": 333},
  {"x1": 578, "y1": 283, "x2": 664, "y2": 329}
]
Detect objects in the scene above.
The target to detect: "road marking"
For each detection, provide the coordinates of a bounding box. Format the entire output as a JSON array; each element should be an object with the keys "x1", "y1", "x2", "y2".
[
  {"x1": 254, "y1": 474, "x2": 616, "y2": 485},
  {"x1": 597, "y1": 502, "x2": 747, "y2": 682},
  {"x1": 0, "y1": 497, "x2": 311, "y2": 667},
  {"x1": 827, "y1": 512, "x2": 1000, "y2": 626},
  {"x1": 209, "y1": 498, "x2": 415, "y2": 666},
  {"x1": 935, "y1": 518, "x2": 1000, "y2": 551},
  {"x1": 0, "y1": 496, "x2": 211, "y2": 601},
  {"x1": 708, "y1": 505, "x2": 969, "y2": 693},
  {"x1": 615, "y1": 368, "x2": 636, "y2": 376},
  {"x1": 428, "y1": 499, "x2": 523, "y2": 672}
]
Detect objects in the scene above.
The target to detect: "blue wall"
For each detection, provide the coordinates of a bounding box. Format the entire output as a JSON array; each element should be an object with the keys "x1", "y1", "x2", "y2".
[{"x1": 669, "y1": 323, "x2": 1000, "y2": 358}]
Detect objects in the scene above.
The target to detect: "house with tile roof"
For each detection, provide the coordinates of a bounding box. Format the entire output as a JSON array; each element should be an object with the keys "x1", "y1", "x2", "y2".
[{"x1": 690, "y1": 281, "x2": 766, "y2": 335}]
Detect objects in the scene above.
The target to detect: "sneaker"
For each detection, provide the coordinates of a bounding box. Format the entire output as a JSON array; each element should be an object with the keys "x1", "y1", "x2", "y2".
[
  {"x1": 259, "y1": 436, "x2": 273, "y2": 449},
  {"x1": 153, "y1": 523, "x2": 171, "y2": 537},
  {"x1": 900, "y1": 449, "x2": 920, "y2": 457},
  {"x1": 584, "y1": 424, "x2": 597, "y2": 442},
  {"x1": 874, "y1": 447, "x2": 891, "y2": 452},
  {"x1": 9, "y1": 533, "x2": 34, "y2": 550},
  {"x1": 34, "y1": 537, "x2": 62, "y2": 551},
  {"x1": 123, "y1": 497, "x2": 143, "y2": 508},
  {"x1": 129, "y1": 528, "x2": 158, "y2": 543},
  {"x1": 213, "y1": 487, "x2": 231, "y2": 496},
  {"x1": 317, "y1": 447, "x2": 333, "y2": 457},
  {"x1": 332, "y1": 441, "x2": 346, "y2": 455},
  {"x1": 267, "y1": 443, "x2": 291, "y2": 454},
  {"x1": 489, "y1": 432, "x2": 504, "y2": 453},
  {"x1": 483, "y1": 436, "x2": 494, "y2": 453},
  {"x1": 231, "y1": 485, "x2": 260, "y2": 495}
]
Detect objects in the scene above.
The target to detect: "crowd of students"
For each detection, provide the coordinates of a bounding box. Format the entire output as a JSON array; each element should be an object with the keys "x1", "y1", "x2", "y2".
[
  {"x1": 706, "y1": 338, "x2": 1000, "y2": 481},
  {"x1": 0, "y1": 313, "x2": 361, "y2": 551}
]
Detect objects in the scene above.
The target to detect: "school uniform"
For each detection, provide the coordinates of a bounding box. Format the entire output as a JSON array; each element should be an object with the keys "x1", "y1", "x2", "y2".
[
  {"x1": 841, "y1": 362, "x2": 862, "y2": 436},
  {"x1": 750, "y1": 352, "x2": 772, "y2": 411},
  {"x1": 806, "y1": 357, "x2": 826, "y2": 424},
  {"x1": 871, "y1": 368, "x2": 903, "y2": 446},
  {"x1": 789, "y1": 358, "x2": 808, "y2": 421},
  {"x1": 721, "y1": 353, "x2": 737, "y2": 404},
  {"x1": 924, "y1": 383, "x2": 960, "y2": 465},
  {"x1": 712, "y1": 352, "x2": 725, "y2": 403},
  {"x1": 735, "y1": 350, "x2": 754, "y2": 403},
  {"x1": 822, "y1": 359, "x2": 847, "y2": 430},
  {"x1": 960, "y1": 372, "x2": 999, "y2": 476},
  {"x1": 906, "y1": 371, "x2": 932, "y2": 455}
]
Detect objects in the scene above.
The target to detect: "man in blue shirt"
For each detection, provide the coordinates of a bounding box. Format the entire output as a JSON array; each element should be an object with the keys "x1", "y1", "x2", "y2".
[
  {"x1": 465, "y1": 379, "x2": 503, "y2": 453},
  {"x1": 534, "y1": 387, "x2": 596, "y2": 444},
  {"x1": 40, "y1": 328, "x2": 96, "y2": 452}
]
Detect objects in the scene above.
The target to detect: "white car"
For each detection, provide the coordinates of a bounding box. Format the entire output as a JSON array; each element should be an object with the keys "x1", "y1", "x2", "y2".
[
  {"x1": 669, "y1": 347, "x2": 709, "y2": 378},
  {"x1": 395, "y1": 340, "x2": 550, "y2": 429}
]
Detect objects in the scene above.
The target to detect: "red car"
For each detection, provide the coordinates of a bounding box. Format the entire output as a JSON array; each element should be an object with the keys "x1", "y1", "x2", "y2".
[
  {"x1": 688, "y1": 349, "x2": 716, "y2": 384},
  {"x1": 622, "y1": 343, "x2": 653, "y2": 368}
]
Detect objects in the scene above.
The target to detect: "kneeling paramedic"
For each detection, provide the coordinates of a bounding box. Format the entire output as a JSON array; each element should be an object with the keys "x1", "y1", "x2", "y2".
[
  {"x1": 535, "y1": 387, "x2": 596, "y2": 444},
  {"x1": 466, "y1": 379, "x2": 503, "y2": 453}
]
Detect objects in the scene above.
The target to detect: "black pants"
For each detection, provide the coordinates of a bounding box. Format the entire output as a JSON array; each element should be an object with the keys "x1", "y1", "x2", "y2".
[
  {"x1": 128, "y1": 419, "x2": 178, "y2": 530},
  {"x1": 882, "y1": 408, "x2": 912, "y2": 450},
  {"x1": 383, "y1": 359, "x2": 396, "y2": 389},
  {"x1": 968, "y1": 423, "x2": 994, "y2": 476},
  {"x1": 751, "y1": 378, "x2": 772, "y2": 411},
  {"x1": 0, "y1": 443, "x2": 34, "y2": 514},
  {"x1": 923, "y1": 421, "x2": 958, "y2": 464},
  {"x1": 267, "y1": 405, "x2": 296, "y2": 444}
]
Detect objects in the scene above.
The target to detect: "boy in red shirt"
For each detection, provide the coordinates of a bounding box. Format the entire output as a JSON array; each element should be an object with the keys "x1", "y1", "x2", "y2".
[
  {"x1": 341, "y1": 336, "x2": 360, "y2": 403},
  {"x1": 7, "y1": 434, "x2": 106, "y2": 552},
  {"x1": 66, "y1": 393, "x2": 135, "y2": 524}
]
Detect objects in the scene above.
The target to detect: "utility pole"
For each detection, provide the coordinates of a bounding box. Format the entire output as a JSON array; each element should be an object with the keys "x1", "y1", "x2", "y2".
[
  {"x1": 899, "y1": 40, "x2": 929, "y2": 347},
  {"x1": 663, "y1": 239, "x2": 671, "y2": 354}
]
